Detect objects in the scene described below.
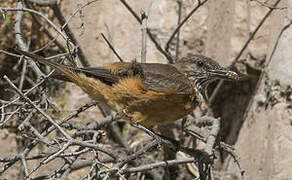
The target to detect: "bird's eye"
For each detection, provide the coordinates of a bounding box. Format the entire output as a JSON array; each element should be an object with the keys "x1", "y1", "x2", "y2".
[{"x1": 196, "y1": 60, "x2": 204, "y2": 67}]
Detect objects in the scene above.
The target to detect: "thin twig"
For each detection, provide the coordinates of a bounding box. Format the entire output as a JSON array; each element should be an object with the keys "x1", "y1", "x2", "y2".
[
  {"x1": 4, "y1": 5, "x2": 74, "y2": 71},
  {"x1": 220, "y1": 143, "x2": 246, "y2": 180},
  {"x1": 0, "y1": 106, "x2": 4, "y2": 123},
  {"x1": 14, "y1": 2, "x2": 27, "y2": 51},
  {"x1": 184, "y1": 116, "x2": 223, "y2": 179},
  {"x1": 208, "y1": 79, "x2": 224, "y2": 105},
  {"x1": 165, "y1": 0, "x2": 208, "y2": 53},
  {"x1": 119, "y1": 0, "x2": 173, "y2": 63},
  {"x1": 200, "y1": 117, "x2": 220, "y2": 156},
  {"x1": 24, "y1": 0, "x2": 67, "y2": 53},
  {"x1": 14, "y1": 1, "x2": 44, "y2": 78},
  {"x1": 141, "y1": 10, "x2": 147, "y2": 63},
  {"x1": 3, "y1": 75, "x2": 72, "y2": 140},
  {"x1": 2, "y1": 7, "x2": 69, "y2": 43},
  {"x1": 232, "y1": 0, "x2": 282, "y2": 66},
  {"x1": 0, "y1": 108, "x2": 21, "y2": 128},
  {"x1": 101, "y1": 33, "x2": 124, "y2": 62},
  {"x1": 50, "y1": 2, "x2": 92, "y2": 67},
  {"x1": 121, "y1": 158, "x2": 195, "y2": 174},
  {"x1": 0, "y1": 69, "x2": 55, "y2": 110},
  {"x1": 175, "y1": 0, "x2": 182, "y2": 61},
  {"x1": 0, "y1": 7, "x2": 5, "y2": 19},
  {"x1": 0, "y1": 50, "x2": 21, "y2": 58},
  {"x1": 70, "y1": 139, "x2": 117, "y2": 160},
  {"x1": 117, "y1": 140, "x2": 159, "y2": 168},
  {"x1": 20, "y1": 154, "x2": 29, "y2": 178},
  {"x1": 18, "y1": 56, "x2": 27, "y2": 90},
  {"x1": 0, "y1": 102, "x2": 98, "y2": 174},
  {"x1": 265, "y1": 19, "x2": 292, "y2": 67},
  {"x1": 251, "y1": 0, "x2": 286, "y2": 10},
  {"x1": 184, "y1": 116, "x2": 246, "y2": 180}
]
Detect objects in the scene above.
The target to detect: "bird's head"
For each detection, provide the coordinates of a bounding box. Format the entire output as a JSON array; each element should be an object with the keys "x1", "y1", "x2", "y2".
[{"x1": 174, "y1": 54, "x2": 239, "y2": 101}]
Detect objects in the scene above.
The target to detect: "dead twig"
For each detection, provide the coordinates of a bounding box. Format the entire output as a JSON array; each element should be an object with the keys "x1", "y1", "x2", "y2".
[
  {"x1": 1, "y1": 7, "x2": 70, "y2": 44},
  {"x1": 24, "y1": 0, "x2": 67, "y2": 53},
  {"x1": 165, "y1": 0, "x2": 208, "y2": 53},
  {"x1": 3, "y1": 75, "x2": 72, "y2": 140},
  {"x1": 50, "y1": 1, "x2": 97, "y2": 67},
  {"x1": 141, "y1": 10, "x2": 147, "y2": 63},
  {"x1": 119, "y1": 0, "x2": 173, "y2": 63},
  {"x1": 0, "y1": 102, "x2": 100, "y2": 175},
  {"x1": 175, "y1": 0, "x2": 182, "y2": 61},
  {"x1": 219, "y1": 142, "x2": 246, "y2": 180},
  {"x1": 266, "y1": 19, "x2": 292, "y2": 67},
  {"x1": 121, "y1": 158, "x2": 195, "y2": 174},
  {"x1": 251, "y1": 0, "x2": 286, "y2": 10},
  {"x1": 184, "y1": 116, "x2": 246, "y2": 180},
  {"x1": 14, "y1": 1, "x2": 44, "y2": 78},
  {"x1": 232, "y1": 0, "x2": 282, "y2": 66},
  {"x1": 101, "y1": 33, "x2": 124, "y2": 62}
]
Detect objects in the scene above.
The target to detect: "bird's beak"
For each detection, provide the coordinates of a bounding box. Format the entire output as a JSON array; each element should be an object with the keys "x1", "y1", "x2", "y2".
[{"x1": 209, "y1": 68, "x2": 239, "y2": 81}]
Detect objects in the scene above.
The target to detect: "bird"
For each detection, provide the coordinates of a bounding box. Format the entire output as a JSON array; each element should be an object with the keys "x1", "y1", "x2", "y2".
[{"x1": 15, "y1": 49, "x2": 239, "y2": 128}]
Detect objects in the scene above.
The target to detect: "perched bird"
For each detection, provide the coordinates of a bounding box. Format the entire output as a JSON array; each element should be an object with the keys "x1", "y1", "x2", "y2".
[{"x1": 15, "y1": 50, "x2": 238, "y2": 128}]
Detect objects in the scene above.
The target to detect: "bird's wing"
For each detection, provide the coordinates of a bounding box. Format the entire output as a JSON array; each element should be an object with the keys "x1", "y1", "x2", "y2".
[
  {"x1": 76, "y1": 62, "x2": 144, "y2": 85},
  {"x1": 80, "y1": 63, "x2": 194, "y2": 94},
  {"x1": 77, "y1": 67, "x2": 119, "y2": 85},
  {"x1": 139, "y1": 63, "x2": 194, "y2": 94},
  {"x1": 49, "y1": 67, "x2": 119, "y2": 85}
]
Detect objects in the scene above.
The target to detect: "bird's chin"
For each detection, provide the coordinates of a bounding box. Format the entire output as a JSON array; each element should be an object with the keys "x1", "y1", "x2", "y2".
[{"x1": 195, "y1": 83, "x2": 209, "y2": 102}]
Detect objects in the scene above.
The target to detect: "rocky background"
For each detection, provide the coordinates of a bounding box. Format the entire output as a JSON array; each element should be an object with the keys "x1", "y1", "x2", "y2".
[{"x1": 0, "y1": 0, "x2": 291, "y2": 179}]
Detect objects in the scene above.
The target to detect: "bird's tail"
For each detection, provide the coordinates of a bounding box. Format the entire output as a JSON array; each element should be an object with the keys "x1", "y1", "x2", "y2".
[
  {"x1": 15, "y1": 50, "x2": 114, "y2": 103},
  {"x1": 15, "y1": 49, "x2": 77, "y2": 82}
]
